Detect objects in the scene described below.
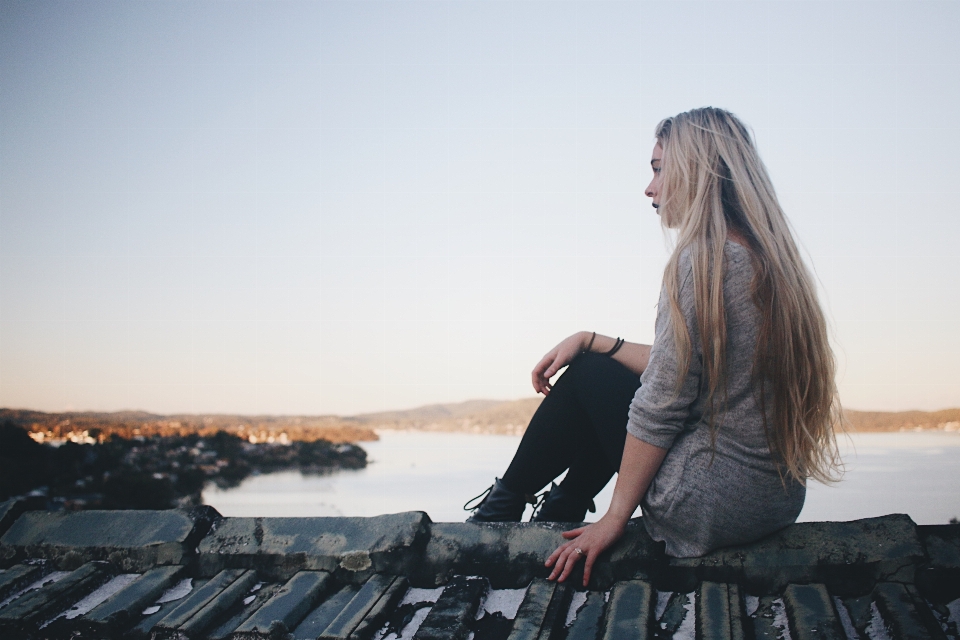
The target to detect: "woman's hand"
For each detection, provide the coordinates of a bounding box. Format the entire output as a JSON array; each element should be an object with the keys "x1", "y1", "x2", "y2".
[
  {"x1": 544, "y1": 437, "x2": 668, "y2": 588},
  {"x1": 544, "y1": 516, "x2": 627, "y2": 587},
  {"x1": 531, "y1": 332, "x2": 589, "y2": 395}
]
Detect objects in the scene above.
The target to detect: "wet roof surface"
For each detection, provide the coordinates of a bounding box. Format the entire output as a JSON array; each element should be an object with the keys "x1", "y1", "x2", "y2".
[{"x1": 0, "y1": 499, "x2": 957, "y2": 639}]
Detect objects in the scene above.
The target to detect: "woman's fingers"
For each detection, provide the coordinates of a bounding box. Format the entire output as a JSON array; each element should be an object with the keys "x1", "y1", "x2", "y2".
[
  {"x1": 544, "y1": 544, "x2": 564, "y2": 568},
  {"x1": 548, "y1": 520, "x2": 625, "y2": 586},
  {"x1": 547, "y1": 551, "x2": 566, "y2": 581},
  {"x1": 532, "y1": 344, "x2": 571, "y2": 394},
  {"x1": 582, "y1": 549, "x2": 597, "y2": 587},
  {"x1": 532, "y1": 333, "x2": 589, "y2": 394},
  {"x1": 546, "y1": 550, "x2": 564, "y2": 579},
  {"x1": 547, "y1": 545, "x2": 579, "y2": 581},
  {"x1": 557, "y1": 548, "x2": 581, "y2": 582},
  {"x1": 531, "y1": 353, "x2": 556, "y2": 394},
  {"x1": 546, "y1": 531, "x2": 592, "y2": 583}
]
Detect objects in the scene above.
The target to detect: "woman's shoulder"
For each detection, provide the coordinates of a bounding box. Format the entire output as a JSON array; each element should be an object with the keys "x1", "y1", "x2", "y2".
[
  {"x1": 675, "y1": 238, "x2": 753, "y2": 274},
  {"x1": 723, "y1": 240, "x2": 759, "y2": 314},
  {"x1": 724, "y1": 239, "x2": 754, "y2": 273},
  {"x1": 724, "y1": 237, "x2": 751, "y2": 256}
]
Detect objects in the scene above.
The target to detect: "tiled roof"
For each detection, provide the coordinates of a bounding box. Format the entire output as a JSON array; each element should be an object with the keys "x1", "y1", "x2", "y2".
[{"x1": 0, "y1": 498, "x2": 957, "y2": 639}]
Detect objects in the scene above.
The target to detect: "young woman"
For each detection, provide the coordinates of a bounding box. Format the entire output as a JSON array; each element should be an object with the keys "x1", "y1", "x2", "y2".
[{"x1": 463, "y1": 107, "x2": 842, "y2": 586}]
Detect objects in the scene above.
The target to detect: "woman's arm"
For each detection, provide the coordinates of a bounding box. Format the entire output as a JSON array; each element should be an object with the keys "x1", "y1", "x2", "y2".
[
  {"x1": 590, "y1": 332, "x2": 651, "y2": 377},
  {"x1": 532, "y1": 332, "x2": 651, "y2": 395},
  {"x1": 545, "y1": 433, "x2": 668, "y2": 586}
]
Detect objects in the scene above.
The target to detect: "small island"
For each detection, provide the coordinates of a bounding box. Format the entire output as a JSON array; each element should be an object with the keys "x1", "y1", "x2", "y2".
[{"x1": 0, "y1": 409, "x2": 373, "y2": 511}]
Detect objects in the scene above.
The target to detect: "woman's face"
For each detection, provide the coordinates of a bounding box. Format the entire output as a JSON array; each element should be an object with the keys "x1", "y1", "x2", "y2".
[{"x1": 644, "y1": 142, "x2": 663, "y2": 211}]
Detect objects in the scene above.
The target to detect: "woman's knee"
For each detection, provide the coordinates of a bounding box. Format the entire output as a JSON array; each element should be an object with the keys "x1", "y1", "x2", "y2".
[{"x1": 560, "y1": 352, "x2": 634, "y2": 387}]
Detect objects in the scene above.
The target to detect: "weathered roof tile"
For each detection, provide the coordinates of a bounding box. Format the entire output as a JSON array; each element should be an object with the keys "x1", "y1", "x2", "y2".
[
  {"x1": 80, "y1": 564, "x2": 185, "y2": 634},
  {"x1": 153, "y1": 569, "x2": 253, "y2": 636},
  {"x1": 0, "y1": 562, "x2": 42, "y2": 602},
  {"x1": 872, "y1": 581, "x2": 947, "y2": 640},
  {"x1": 349, "y1": 574, "x2": 408, "y2": 639},
  {"x1": 665, "y1": 513, "x2": 926, "y2": 594},
  {"x1": 232, "y1": 570, "x2": 332, "y2": 639},
  {"x1": 696, "y1": 581, "x2": 745, "y2": 640},
  {"x1": 413, "y1": 574, "x2": 486, "y2": 640},
  {"x1": 507, "y1": 578, "x2": 569, "y2": 640},
  {"x1": 0, "y1": 506, "x2": 219, "y2": 572},
  {"x1": 291, "y1": 583, "x2": 359, "y2": 640},
  {"x1": 318, "y1": 573, "x2": 396, "y2": 639},
  {"x1": 564, "y1": 591, "x2": 605, "y2": 640},
  {"x1": 602, "y1": 579, "x2": 654, "y2": 640},
  {"x1": 0, "y1": 561, "x2": 114, "y2": 635},
  {"x1": 781, "y1": 583, "x2": 846, "y2": 640},
  {"x1": 173, "y1": 569, "x2": 259, "y2": 639},
  {"x1": 198, "y1": 512, "x2": 430, "y2": 582}
]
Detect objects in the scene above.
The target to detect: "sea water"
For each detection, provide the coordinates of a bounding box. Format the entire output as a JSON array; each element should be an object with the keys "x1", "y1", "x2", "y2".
[{"x1": 202, "y1": 431, "x2": 960, "y2": 524}]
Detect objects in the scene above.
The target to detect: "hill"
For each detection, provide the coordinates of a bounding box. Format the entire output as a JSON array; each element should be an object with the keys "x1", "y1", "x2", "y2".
[
  {"x1": 354, "y1": 399, "x2": 960, "y2": 435},
  {"x1": 844, "y1": 407, "x2": 960, "y2": 433},
  {"x1": 355, "y1": 398, "x2": 542, "y2": 435}
]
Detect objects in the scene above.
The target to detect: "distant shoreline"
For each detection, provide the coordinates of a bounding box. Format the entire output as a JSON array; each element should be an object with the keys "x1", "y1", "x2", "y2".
[
  {"x1": 3, "y1": 400, "x2": 960, "y2": 440},
  {"x1": 842, "y1": 408, "x2": 960, "y2": 433}
]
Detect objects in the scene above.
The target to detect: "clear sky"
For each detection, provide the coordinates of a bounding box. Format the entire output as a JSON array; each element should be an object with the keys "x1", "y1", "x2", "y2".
[{"x1": 1, "y1": 1, "x2": 958, "y2": 416}]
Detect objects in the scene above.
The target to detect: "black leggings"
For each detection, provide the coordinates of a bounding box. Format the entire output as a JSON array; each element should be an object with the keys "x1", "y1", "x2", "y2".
[{"x1": 501, "y1": 352, "x2": 643, "y2": 499}]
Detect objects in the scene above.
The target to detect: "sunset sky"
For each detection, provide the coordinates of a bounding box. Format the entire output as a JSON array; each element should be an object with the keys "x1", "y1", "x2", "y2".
[{"x1": 1, "y1": 1, "x2": 958, "y2": 416}]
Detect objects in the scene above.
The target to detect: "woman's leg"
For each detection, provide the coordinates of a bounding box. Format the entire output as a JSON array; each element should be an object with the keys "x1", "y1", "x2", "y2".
[{"x1": 501, "y1": 352, "x2": 642, "y2": 498}]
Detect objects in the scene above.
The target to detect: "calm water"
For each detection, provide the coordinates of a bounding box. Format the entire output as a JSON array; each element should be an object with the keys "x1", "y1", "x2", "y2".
[{"x1": 202, "y1": 431, "x2": 960, "y2": 524}]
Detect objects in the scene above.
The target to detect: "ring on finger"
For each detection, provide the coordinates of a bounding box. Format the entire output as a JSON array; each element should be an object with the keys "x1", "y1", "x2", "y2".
[{"x1": 574, "y1": 547, "x2": 584, "y2": 557}]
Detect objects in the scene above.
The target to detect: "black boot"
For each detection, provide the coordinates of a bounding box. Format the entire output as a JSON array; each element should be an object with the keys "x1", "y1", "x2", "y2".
[
  {"x1": 531, "y1": 482, "x2": 596, "y2": 523},
  {"x1": 464, "y1": 478, "x2": 535, "y2": 522}
]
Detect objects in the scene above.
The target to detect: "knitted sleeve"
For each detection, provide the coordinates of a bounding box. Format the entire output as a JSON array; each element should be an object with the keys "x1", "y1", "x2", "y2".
[{"x1": 626, "y1": 251, "x2": 703, "y2": 449}]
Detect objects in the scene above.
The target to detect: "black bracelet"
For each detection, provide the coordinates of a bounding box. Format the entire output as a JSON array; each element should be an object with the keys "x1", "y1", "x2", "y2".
[
  {"x1": 603, "y1": 337, "x2": 624, "y2": 357},
  {"x1": 583, "y1": 332, "x2": 596, "y2": 354}
]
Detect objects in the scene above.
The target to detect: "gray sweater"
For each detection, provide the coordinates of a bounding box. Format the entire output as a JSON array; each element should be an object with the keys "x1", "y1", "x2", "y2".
[{"x1": 627, "y1": 241, "x2": 805, "y2": 557}]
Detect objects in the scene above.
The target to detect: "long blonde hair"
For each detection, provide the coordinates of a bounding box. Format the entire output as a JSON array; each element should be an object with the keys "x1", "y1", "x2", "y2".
[{"x1": 656, "y1": 107, "x2": 841, "y2": 485}]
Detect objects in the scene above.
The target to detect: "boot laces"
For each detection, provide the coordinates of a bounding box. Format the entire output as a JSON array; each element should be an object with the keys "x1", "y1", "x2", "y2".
[
  {"x1": 530, "y1": 486, "x2": 551, "y2": 519},
  {"x1": 463, "y1": 483, "x2": 539, "y2": 513},
  {"x1": 463, "y1": 485, "x2": 492, "y2": 512}
]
